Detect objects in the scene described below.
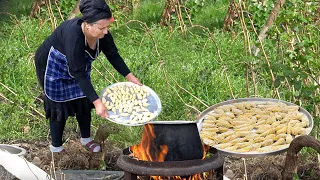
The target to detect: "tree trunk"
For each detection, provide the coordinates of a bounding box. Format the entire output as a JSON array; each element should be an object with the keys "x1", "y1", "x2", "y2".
[
  {"x1": 88, "y1": 124, "x2": 118, "y2": 169},
  {"x1": 160, "y1": 0, "x2": 177, "y2": 27},
  {"x1": 282, "y1": 135, "x2": 320, "y2": 180},
  {"x1": 30, "y1": 0, "x2": 45, "y2": 17},
  {"x1": 252, "y1": 0, "x2": 286, "y2": 56},
  {"x1": 258, "y1": 0, "x2": 286, "y2": 41},
  {"x1": 222, "y1": 0, "x2": 238, "y2": 31},
  {"x1": 68, "y1": 0, "x2": 81, "y2": 20}
]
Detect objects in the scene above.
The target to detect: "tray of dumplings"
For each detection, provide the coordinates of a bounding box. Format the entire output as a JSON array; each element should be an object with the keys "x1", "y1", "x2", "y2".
[
  {"x1": 100, "y1": 82, "x2": 162, "y2": 126},
  {"x1": 197, "y1": 98, "x2": 313, "y2": 157}
]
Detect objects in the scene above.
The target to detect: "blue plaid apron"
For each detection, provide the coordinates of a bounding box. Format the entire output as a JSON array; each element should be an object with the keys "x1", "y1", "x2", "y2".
[{"x1": 44, "y1": 40, "x2": 99, "y2": 102}]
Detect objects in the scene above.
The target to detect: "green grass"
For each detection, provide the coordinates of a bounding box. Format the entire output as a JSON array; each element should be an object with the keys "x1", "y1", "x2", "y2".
[
  {"x1": 192, "y1": 0, "x2": 230, "y2": 29},
  {"x1": 0, "y1": 17, "x2": 268, "y2": 146},
  {"x1": 0, "y1": 0, "x2": 32, "y2": 21},
  {"x1": 0, "y1": 0, "x2": 319, "y2": 149},
  {"x1": 132, "y1": 0, "x2": 165, "y2": 25}
]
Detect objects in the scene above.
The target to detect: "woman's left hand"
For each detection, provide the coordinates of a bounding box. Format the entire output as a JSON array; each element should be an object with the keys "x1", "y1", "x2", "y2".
[{"x1": 126, "y1": 73, "x2": 142, "y2": 86}]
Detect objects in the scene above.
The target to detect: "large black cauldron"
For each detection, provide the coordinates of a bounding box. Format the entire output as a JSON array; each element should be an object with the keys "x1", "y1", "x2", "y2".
[{"x1": 131, "y1": 121, "x2": 204, "y2": 161}]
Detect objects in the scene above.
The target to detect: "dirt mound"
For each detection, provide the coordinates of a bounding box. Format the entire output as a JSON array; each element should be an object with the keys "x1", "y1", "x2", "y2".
[
  {"x1": 9, "y1": 138, "x2": 122, "y2": 173},
  {"x1": 3, "y1": 137, "x2": 320, "y2": 179}
]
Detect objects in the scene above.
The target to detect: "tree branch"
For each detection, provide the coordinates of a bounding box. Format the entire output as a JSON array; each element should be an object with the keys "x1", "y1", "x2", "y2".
[
  {"x1": 282, "y1": 135, "x2": 320, "y2": 180},
  {"x1": 68, "y1": 0, "x2": 81, "y2": 20},
  {"x1": 253, "y1": 0, "x2": 286, "y2": 56}
]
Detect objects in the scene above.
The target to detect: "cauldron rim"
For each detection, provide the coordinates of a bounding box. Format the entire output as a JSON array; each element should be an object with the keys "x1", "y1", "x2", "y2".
[{"x1": 148, "y1": 120, "x2": 198, "y2": 124}]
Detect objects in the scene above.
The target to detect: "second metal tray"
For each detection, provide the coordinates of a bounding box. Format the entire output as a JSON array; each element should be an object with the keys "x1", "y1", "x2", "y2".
[{"x1": 197, "y1": 98, "x2": 314, "y2": 157}]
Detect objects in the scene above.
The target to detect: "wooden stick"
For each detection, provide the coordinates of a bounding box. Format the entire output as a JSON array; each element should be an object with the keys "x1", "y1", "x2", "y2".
[
  {"x1": 54, "y1": 0, "x2": 64, "y2": 21},
  {"x1": 238, "y1": 0, "x2": 251, "y2": 55},
  {"x1": 0, "y1": 93, "x2": 41, "y2": 119},
  {"x1": 0, "y1": 93, "x2": 14, "y2": 103},
  {"x1": 29, "y1": 106, "x2": 45, "y2": 118},
  {"x1": 97, "y1": 58, "x2": 118, "y2": 83},
  {"x1": 124, "y1": 20, "x2": 161, "y2": 57},
  {"x1": 60, "y1": 172, "x2": 64, "y2": 180},
  {"x1": 92, "y1": 65, "x2": 112, "y2": 84},
  {"x1": 167, "y1": 72, "x2": 209, "y2": 108},
  {"x1": 242, "y1": 158, "x2": 248, "y2": 180},
  {"x1": 0, "y1": 12, "x2": 30, "y2": 48},
  {"x1": 247, "y1": 15, "x2": 280, "y2": 99},
  {"x1": 181, "y1": 5, "x2": 193, "y2": 26},
  {"x1": 190, "y1": 25, "x2": 223, "y2": 62},
  {"x1": 175, "y1": 0, "x2": 186, "y2": 33},
  {"x1": 245, "y1": 64, "x2": 250, "y2": 97},
  {"x1": 51, "y1": 152, "x2": 57, "y2": 180},
  {"x1": 0, "y1": 81, "x2": 17, "y2": 96},
  {"x1": 46, "y1": 0, "x2": 57, "y2": 31},
  {"x1": 223, "y1": 68, "x2": 235, "y2": 99},
  {"x1": 49, "y1": 164, "x2": 53, "y2": 180},
  {"x1": 36, "y1": 18, "x2": 50, "y2": 40},
  {"x1": 189, "y1": 24, "x2": 236, "y2": 100},
  {"x1": 200, "y1": 39, "x2": 210, "y2": 58},
  {"x1": 250, "y1": 64, "x2": 258, "y2": 96},
  {"x1": 160, "y1": 62, "x2": 201, "y2": 115}
]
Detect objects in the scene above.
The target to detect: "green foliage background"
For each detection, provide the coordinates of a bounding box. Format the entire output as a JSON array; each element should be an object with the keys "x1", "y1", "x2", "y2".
[{"x1": 0, "y1": 0, "x2": 319, "y2": 150}]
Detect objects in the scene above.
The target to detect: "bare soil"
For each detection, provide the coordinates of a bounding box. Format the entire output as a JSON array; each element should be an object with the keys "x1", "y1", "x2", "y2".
[
  {"x1": 224, "y1": 153, "x2": 320, "y2": 180},
  {"x1": 3, "y1": 131, "x2": 320, "y2": 180},
  {"x1": 7, "y1": 138, "x2": 121, "y2": 172}
]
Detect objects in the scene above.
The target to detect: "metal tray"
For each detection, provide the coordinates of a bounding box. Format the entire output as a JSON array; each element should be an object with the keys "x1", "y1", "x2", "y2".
[
  {"x1": 99, "y1": 82, "x2": 162, "y2": 126},
  {"x1": 196, "y1": 98, "x2": 314, "y2": 157}
]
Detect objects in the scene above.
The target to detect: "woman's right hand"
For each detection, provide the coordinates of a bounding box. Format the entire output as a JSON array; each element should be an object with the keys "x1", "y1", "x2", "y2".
[{"x1": 93, "y1": 99, "x2": 108, "y2": 118}]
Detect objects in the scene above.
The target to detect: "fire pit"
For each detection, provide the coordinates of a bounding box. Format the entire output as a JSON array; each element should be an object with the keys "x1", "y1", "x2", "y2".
[{"x1": 116, "y1": 121, "x2": 225, "y2": 180}]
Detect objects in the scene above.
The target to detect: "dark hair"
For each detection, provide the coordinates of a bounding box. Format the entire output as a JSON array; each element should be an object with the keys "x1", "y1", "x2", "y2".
[{"x1": 79, "y1": 0, "x2": 112, "y2": 24}]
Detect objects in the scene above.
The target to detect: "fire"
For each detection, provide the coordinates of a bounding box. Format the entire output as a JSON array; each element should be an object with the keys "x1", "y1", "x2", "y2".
[
  {"x1": 130, "y1": 124, "x2": 213, "y2": 180},
  {"x1": 130, "y1": 124, "x2": 168, "y2": 162},
  {"x1": 202, "y1": 144, "x2": 210, "y2": 159}
]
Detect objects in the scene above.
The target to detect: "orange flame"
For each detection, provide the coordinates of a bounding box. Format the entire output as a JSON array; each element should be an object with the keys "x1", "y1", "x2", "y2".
[
  {"x1": 130, "y1": 124, "x2": 212, "y2": 180},
  {"x1": 202, "y1": 144, "x2": 210, "y2": 159},
  {"x1": 130, "y1": 124, "x2": 168, "y2": 162}
]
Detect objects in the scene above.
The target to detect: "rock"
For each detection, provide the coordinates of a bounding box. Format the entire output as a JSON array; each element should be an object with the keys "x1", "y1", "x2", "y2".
[
  {"x1": 26, "y1": 153, "x2": 32, "y2": 160},
  {"x1": 224, "y1": 169, "x2": 234, "y2": 179},
  {"x1": 32, "y1": 157, "x2": 41, "y2": 166}
]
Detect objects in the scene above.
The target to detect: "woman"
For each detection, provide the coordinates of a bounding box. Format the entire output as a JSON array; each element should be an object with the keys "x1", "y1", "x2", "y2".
[{"x1": 35, "y1": 0, "x2": 141, "y2": 152}]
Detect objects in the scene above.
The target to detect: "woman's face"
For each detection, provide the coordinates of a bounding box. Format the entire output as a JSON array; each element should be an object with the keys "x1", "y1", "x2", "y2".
[{"x1": 87, "y1": 18, "x2": 113, "y2": 39}]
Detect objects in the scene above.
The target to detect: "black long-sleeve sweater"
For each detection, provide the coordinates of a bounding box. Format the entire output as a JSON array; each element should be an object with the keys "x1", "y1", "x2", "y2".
[{"x1": 36, "y1": 17, "x2": 130, "y2": 102}]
